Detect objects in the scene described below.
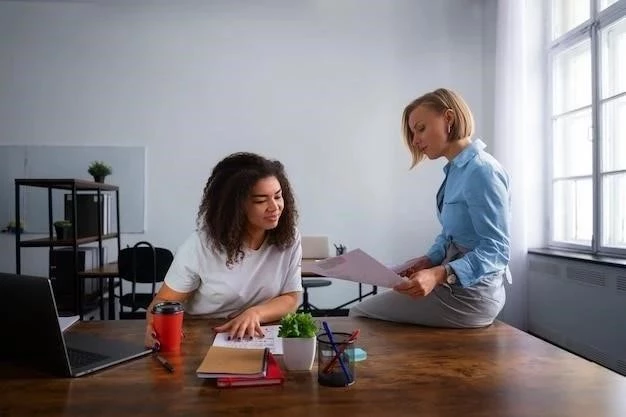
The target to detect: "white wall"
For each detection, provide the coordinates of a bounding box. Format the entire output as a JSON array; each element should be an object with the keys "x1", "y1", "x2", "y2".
[{"x1": 0, "y1": 0, "x2": 499, "y2": 314}]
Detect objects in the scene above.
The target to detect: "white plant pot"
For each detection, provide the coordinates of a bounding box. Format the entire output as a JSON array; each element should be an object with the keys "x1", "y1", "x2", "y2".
[{"x1": 282, "y1": 337, "x2": 316, "y2": 371}]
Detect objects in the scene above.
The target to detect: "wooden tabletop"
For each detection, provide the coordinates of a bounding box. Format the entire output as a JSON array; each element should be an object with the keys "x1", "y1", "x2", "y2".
[{"x1": 2, "y1": 317, "x2": 625, "y2": 417}]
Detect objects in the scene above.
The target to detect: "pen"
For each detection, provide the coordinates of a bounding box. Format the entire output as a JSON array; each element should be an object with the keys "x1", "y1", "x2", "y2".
[
  {"x1": 154, "y1": 354, "x2": 174, "y2": 373},
  {"x1": 322, "y1": 321, "x2": 352, "y2": 384}
]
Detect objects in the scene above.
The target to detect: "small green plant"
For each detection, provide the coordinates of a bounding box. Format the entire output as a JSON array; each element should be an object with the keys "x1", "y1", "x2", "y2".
[
  {"x1": 87, "y1": 161, "x2": 112, "y2": 178},
  {"x1": 53, "y1": 220, "x2": 72, "y2": 239},
  {"x1": 3, "y1": 220, "x2": 25, "y2": 233},
  {"x1": 278, "y1": 312, "x2": 318, "y2": 338}
]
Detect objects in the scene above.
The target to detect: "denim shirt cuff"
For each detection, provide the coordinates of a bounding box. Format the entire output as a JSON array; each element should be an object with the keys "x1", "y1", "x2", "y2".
[{"x1": 448, "y1": 259, "x2": 476, "y2": 288}]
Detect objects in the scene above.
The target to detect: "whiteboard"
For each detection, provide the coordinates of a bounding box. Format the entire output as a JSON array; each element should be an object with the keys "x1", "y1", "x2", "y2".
[{"x1": 0, "y1": 145, "x2": 145, "y2": 233}]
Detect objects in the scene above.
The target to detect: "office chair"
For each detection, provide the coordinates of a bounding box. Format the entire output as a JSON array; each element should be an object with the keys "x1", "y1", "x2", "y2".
[
  {"x1": 299, "y1": 236, "x2": 332, "y2": 315},
  {"x1": 300, "y1": 278, "x2": 332, "y2": 313},
  {"x1": 117, "y1": 241, "x2": 174, "y2": 320}
]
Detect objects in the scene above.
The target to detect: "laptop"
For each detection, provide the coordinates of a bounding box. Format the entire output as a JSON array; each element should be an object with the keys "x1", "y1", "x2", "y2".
[{"x1": 0, "y1": 273, "x2": 152, "y2": 377}]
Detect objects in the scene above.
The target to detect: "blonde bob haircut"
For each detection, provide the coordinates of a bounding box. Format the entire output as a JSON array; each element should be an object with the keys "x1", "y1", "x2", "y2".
[{"x1": 402, "y1": 88, "x2": 475, "y2": 168}]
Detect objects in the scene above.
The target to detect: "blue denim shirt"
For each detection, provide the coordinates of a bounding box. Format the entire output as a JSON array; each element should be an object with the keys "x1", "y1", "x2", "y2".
[{"x1": 425, "y1": 139, "x2": 511, "y2": 288}]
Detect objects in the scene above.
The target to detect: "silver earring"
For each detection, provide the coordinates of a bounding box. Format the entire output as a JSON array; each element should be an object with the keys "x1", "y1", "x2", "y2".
[{"x1": 447, "y1": 124, "x2": 451, "y2": 134}]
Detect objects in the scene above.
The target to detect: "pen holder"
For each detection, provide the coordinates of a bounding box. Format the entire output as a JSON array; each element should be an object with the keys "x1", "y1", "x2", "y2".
[
  {"x1": 316, "y1": 332, "x2": 356, "y2": 387},
  {"x1": 152, "y1": 301, "x2": 184, "y2": 353}
]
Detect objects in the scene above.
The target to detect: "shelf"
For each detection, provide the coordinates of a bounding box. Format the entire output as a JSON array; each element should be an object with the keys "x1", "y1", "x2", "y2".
[
  {"x1": 19, "y1": 233, "x2": 119, "y2": 247},
  {"x1": 15, "y1": 178, "x2": 119, "y2": 191},
  {"x1": 15, "y1": 177, "x2": 122, "y2": 320},
  {"x1": 78, "y1": 262, "x2": 119, "y2": 278}
]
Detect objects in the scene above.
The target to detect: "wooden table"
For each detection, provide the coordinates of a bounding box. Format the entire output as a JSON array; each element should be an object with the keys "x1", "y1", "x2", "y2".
[{"x1": 3, "y1": 317, "x2": 625, "y2": 417}]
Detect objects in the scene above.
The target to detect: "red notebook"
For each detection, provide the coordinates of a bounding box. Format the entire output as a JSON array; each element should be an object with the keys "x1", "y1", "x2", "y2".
[{"x1": 216, "y1": 352, "x2": 284, "y2": 388}]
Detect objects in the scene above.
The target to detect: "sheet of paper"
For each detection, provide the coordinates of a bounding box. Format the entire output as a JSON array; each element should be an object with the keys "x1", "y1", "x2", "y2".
[
  {"x1": 212, "y1": 325, "x2": 283, "y2": 355},
  {"x1": 301, "y1": 249, "x2": 407, "y2": 288},
  {"x1": 58, "y1": 315, "x2": 79, "y2": 332},
  {"x1": 390, "y1": 257, "x2": 422, "y2": 274}
]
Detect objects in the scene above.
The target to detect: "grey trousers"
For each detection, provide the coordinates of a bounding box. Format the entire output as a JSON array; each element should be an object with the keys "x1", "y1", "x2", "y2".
[{"x1": 349, "y1": 271, "x2": 506, "y2": 328}]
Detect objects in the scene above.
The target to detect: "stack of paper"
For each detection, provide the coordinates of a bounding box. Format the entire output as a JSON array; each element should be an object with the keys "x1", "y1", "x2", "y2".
[{"x1": 58, "y1": 315, "x2": 79, "y2": 332}]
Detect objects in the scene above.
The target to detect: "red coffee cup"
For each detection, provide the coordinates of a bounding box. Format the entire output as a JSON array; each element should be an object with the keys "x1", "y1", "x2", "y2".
[{"x1": 152, "y1": 301, "x2": 184, "y2": 353}]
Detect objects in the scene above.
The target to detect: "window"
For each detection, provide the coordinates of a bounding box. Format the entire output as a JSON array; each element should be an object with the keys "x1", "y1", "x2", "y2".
[
  {"x1": 601, "y1": 0, "x2": 620, "y2": 10},
  {"x1": 549, "y1": 0, "x2": 626, "y2": 254},
  {"x1": 552, "y1": 0, "x2": 590, "y2": 39}
]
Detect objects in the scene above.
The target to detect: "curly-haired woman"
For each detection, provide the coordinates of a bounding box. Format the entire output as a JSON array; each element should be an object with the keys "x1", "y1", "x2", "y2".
[{"x1": 145, "y1": 152, "x2": 302, "y2": 346}]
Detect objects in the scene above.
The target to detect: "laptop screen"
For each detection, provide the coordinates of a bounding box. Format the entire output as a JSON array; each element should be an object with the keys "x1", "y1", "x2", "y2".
[
  {"x1": 0, "y1": 273, "x2": 72, "y2": 376},
  {"x1": 0, "y1": 273, "x2": 151, "y2": 377}
]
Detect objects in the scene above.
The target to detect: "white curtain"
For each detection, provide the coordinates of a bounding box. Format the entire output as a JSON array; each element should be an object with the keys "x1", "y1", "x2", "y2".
[{"x1": 492, "y1": 0, "x2": 545, "y2": 330}]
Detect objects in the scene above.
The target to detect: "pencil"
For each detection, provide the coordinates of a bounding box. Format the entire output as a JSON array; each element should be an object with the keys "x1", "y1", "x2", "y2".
[
  {"x1": 154, "y1": 354, "x2": 174, "y2": 373},
  {"x1": 322, "y1": 329, "x2": 360, "y2": 374}
]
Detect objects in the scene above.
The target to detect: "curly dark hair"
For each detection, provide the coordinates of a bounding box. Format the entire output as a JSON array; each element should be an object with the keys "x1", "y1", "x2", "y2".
[{"x1": 197, "y1": 152, "x2": 298, "y2": 267}]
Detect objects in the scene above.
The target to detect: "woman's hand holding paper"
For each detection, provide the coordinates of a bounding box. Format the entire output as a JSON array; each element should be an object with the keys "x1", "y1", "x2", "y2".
[
  {"x1": 396, "y1": 256, "x2": 433, "y2": 278},
  {"x1": 394, "y1": 266, "x2": 446, "y2": 297}
]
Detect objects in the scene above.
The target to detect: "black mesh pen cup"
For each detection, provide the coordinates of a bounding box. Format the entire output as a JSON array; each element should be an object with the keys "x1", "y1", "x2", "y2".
[{"x1": 316, "y1": 331, "x2": 356, "y2": 387}]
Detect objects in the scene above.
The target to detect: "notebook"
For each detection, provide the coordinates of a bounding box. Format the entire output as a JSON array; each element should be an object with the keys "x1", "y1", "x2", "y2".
[
  {"x1": 211, "y1": 324, "x2": 283, "y2": 354},
  {"x1": 217, "y1": 352, "x2": 284, "y2": 388},
  {"x1": 0, "y1": 273, "x2": 152, "y2": 377},
  {"x1": 196, "y1": 346, "x2": 269, "y2": 379}
]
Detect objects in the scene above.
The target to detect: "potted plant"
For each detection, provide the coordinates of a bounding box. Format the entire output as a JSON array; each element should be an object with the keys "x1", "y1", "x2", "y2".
[
  {"x1": 3, "y1": 220, "x2": 25, "y2": 234},
  {"x1": 87, "y1": 161, "x2": 112, "y2": 183},
  {"x1": 278, "y1": 312, "x2": 318, "y2": 371},
  {"x1": 53, "y1": 220, "x2": 72, "y2": 240}
]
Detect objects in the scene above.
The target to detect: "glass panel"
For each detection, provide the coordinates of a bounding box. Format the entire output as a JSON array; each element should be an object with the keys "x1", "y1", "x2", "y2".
[
  {"x1": 553, "y1": 178, "x2": 593, "y2": 244},
  {"x1": 602, "y1": 173, "x2": 626, "y2": 248},
  {"x1": 553, "y1": 109, "x2": 593, "y2": 177},
  {"x1": 601, "y1": 15, "x2": 626, "y2": 98},
  {"x1": 600, "y1": 0, "x2": 619, "y2": 10},
  {"x1": 601, "y1": 95, "x2": 626, "y2": 171},
  {"x1": 552, "y1": 0, "x2": 590, "y2": 39},
  {"x1": 553, "y1": 40, "x2": 592, "y2": 114}
]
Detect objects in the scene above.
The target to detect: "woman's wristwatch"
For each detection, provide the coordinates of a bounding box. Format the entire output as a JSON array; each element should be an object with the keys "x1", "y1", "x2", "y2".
[{"x1": 443, "y1": 264, "x2": 457, "y2": 285}]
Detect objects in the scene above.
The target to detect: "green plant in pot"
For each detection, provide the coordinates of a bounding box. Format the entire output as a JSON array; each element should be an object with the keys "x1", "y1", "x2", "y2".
[
  {"x1": 53, "y1": 220, "x2": 72, "y2": 240},
  {"x1": 87, "y1": 161, "x2": 112, "y2": 183},
  {"x1": 3, "y1": 220, "x2": 25, "y2": 234},
  {"x1": 278, "y1": 312, "x2": 318, "y2": 371}
]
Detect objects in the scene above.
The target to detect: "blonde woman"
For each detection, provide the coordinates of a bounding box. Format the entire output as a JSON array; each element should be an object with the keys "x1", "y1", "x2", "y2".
[{"x1": 350, "y1": 88, "x2": 511, "y2": 328}]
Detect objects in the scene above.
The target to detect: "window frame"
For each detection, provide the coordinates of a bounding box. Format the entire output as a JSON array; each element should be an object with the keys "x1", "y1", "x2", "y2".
[{"x1": 547, "y1": 0, "x2": 626, "y2": 257}]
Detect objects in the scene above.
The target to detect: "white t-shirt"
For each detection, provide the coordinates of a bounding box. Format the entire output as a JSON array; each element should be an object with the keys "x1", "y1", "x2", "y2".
[{"x1": 164, "y1": 229, "x2": 303, "y2": 317}]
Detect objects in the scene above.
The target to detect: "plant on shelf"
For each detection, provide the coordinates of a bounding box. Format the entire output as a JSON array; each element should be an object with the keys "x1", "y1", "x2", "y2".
[
  {"x1": 2, "y1": 220, "x2": 25, "y2": 234},
  {"x1": 53, "y1": 220, "x2": 72, "y2": 240},
  {"x1": 87, "y1": 161, "x2": 112, "y2": 183},
  {"x1": 278, "y1": 312, "x2": 319, "y2": 371}
]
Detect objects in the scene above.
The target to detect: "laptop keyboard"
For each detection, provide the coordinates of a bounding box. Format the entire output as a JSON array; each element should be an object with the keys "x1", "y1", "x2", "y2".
[{"x1": 67, "y1": 347, "x2": 110, "y2": 368}]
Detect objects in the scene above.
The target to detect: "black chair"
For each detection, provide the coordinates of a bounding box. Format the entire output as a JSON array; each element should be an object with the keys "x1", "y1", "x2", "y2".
[
  {"x1": 300, "y1": 278, "x2": 332, "y2": 314},
  {"x1": 117, "y1": 241, "x2": 174, "y2": 320},
  {"x1": 299, "y1": 237, "x2": 334, "y2": 316}
]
